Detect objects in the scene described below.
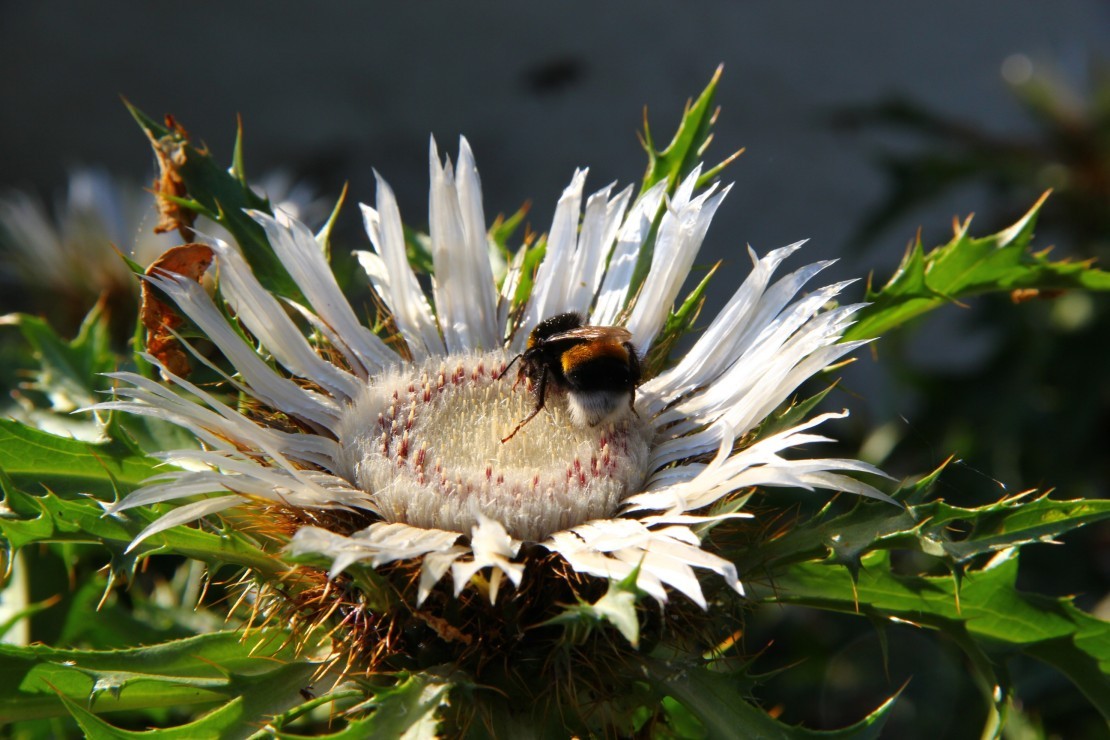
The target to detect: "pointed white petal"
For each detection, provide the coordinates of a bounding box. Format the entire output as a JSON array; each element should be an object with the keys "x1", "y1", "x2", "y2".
[
  {"x1": 213, "y1": 241, "x2": 362, "y2": 402},
  {"x1": 250, "y1": 210, "x2": 396, "y2": 374},
  {"x1": 641, "y1": 253, "x2": 866, "y2": 444},
  {"x1": 625, "y1": 173, "x2": 729, "y2": 349},
  {"x1": 456, "y1": 138, "x2": 501, "y2": 343},
  {"x1": 615, "y1": 546, "x2": 706, "y2": 608},
  {"x1": 565, "y1": 183, "x2": 634, "y2": 312},
  {"x1": 546, "y1": 529, "x2": 668, "y2": 603},
  {"x1": 517, "y1": 169, "x2": 588, "y2": 346},
  {"x1": 105, "y1": 472, "x2": 235, "y2": 513},
  {"x1": 631, "y1": 411, "x2": 894, "y2": 515},
  {"x1": 98, "y1": 365, "x2": 339, "y2": 469},
  {"x1": 361, "y1": 172, "x2": 444, "y2": 358},
  {"x1": 289, "y1": 522, "x2": 464, "y2": 580},
  {"x1": 590, "y1": 181, "x2": 668, "y2": 326},
  {"x1": 142, "y1": 271, "x2": 340, "y2": 430},
  {"x1": 105, "y1": 356, "x2": 340, "y2": 469},
  {"x1": 427, "y1": 138, "x2": 499, "y2": 352},
  {"x1": 450, "y1": 516, "x2": 523, "y2": 597},
  {"x1": 544, "y1": 518, "x2": 741, "y2": 607},
  {"x1": 418, "y1": 546, "x2": 469, "y2": 605},
  {"x1": 640, "y1": 242, "x2": 817, "y2": 406},
  {"x1": 124, "y1": 495, "x2": 241, "y2": 552}
]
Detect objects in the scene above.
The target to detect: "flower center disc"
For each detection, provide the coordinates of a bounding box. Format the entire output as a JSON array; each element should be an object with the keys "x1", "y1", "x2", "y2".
[{"x1": 336, "y1": 352, "x2": 652, "y2": 541}]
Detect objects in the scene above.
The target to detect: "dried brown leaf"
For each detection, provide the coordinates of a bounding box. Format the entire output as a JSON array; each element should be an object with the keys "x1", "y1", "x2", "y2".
[
  {"x1": 141, "y1": 243, "x2": 214, "y2": 378},
  {"x1": 146, "y1": 114, "x2": 196, "y2": 239}
]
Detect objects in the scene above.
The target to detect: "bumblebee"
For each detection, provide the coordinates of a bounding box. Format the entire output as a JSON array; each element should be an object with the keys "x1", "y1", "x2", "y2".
[{"x1": 499, "y1": 312, "x2": 641, "y2": 442}]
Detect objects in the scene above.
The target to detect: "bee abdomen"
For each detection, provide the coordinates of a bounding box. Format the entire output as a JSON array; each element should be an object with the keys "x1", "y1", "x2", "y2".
[
  {"x1": 561, "y1": 343, "x2": 632, "y2": 388},
  {"x1": 567, "y1": 390, "x2": 633, "y2": 427}
]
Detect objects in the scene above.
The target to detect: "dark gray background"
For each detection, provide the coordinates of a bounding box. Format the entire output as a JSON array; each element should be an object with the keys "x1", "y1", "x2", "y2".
[
  {"x1": 4, "y1": 3, "x2": 1105, "y2": 254},
  {"x1": 2, "y1": 1, "x2": 1106, "y2": 376}
]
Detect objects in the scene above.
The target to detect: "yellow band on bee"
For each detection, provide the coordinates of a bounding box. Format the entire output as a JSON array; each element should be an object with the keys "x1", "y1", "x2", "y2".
[{"x1": 560, "y1": 341, "x2": 627, "y2": 374}]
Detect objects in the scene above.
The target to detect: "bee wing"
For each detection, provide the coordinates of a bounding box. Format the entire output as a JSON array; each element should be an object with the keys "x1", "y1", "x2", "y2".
[{"x1": 544, "y1": 326, "x2": 632, "y2": 344}]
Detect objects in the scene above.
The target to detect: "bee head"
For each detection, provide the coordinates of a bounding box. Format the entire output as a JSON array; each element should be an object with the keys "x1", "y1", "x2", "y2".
[{"x1": 527, "y1": 312, "x2": 586, "y2": 348}]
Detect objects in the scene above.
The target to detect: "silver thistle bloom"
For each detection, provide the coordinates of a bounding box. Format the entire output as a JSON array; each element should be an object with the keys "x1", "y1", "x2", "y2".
[
  {"x1": 97, "y1": 138, "x2": 890, "y2": 610},
  {"x1": 0, "y1": 168, "x2": 322, "y2": 310},
  {"x1": 0, "y1": 169, "x2": 173, "y2": 302}
]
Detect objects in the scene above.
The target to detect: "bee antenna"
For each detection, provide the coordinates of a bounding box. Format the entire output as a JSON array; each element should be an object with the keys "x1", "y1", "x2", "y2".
[{"x1": 495, "y1": 352, "x2": 524, "y2": 381}]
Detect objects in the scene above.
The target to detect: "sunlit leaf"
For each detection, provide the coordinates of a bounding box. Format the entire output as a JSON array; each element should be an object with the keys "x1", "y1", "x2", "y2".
[
  {"x1": 123, "y1": 102, "x2": 298, "y2": 300},
  {"x1": 0, "y1": 630, "x2": 320, "y2": 724},
  {"x1": 0, "y1": 420, "x2": 159, "y2": 499},
  {"x1": 847, "y1": 193, "x2": 1110, "y2": 341},
  {"x1": 643, "y1": 657, "x2": 899, "y2": 739},
  {"x1": 747, "y1": 550, "x2": 1110, "y2": 721}
]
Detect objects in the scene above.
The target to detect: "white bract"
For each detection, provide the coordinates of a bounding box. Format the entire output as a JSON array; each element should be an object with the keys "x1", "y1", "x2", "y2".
[{"x1": 97, "y1": 138, "x2": 890, "y2": 609}]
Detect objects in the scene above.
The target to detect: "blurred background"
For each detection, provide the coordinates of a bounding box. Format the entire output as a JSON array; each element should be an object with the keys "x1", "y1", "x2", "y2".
[{"x1": 1, "y1": 2, "x2": 1108, "y2": 736}]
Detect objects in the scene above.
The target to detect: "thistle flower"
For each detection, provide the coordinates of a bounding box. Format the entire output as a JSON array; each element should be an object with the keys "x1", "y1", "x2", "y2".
[
  {"x1": 97, "y1": 137, "x2": 889, "y2": 657},
  {"x1": 0, "y1": 168, "x2": 321, "y2": 324},
  {"x1": 0, "y1": 169, "x2": 173, "y2": 320}
]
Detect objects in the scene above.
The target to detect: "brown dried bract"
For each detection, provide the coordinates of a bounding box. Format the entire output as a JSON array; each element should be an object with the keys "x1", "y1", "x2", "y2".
[
  {"x1": 1010, "y1": 287, "x2": 1065, "y2": 304},
  {"x1": 414, "y1": 611, "x2": 474, "y2": 646},
  {"x1": 141, "y1": 243, "x2": 214, "y2": 378},
  {"x1": 146, "y1": 114, "x2": 196, "y2": 240}
]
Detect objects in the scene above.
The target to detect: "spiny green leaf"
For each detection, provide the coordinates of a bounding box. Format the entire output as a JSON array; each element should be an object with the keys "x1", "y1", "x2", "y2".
[
  {"x1": 628, "y1": 67, "x2": 738, "y2": 309},
  {"x1": 247, "y1": 686, "x2": 364, "y2": 737},
  {"x1": 332, "y1": 673, "x2": 453, "y2": 740},
  {"x1": 752, "y1": 385, "x2": 837, "y2": 442},
  {"x1": 640, "y1": 64, "x2": 731, "y2": 196},
  {"x1": 747, "y1": 550, "x2": 1110, "y2": 720},
  {"x1": 543, "y1": 567, "x2": 644, "y2": 647},
  {"x1": 123, "y1": 101, "x2": 299, "y2": 300},
  {"x1": 733, "y1": 467, "x2": 1110, "y2": 577},
  {"x1": 643, "y1": 657, "x2": 899, "y2": 739},
  {"x1": 510, "y1": 234, "x2": 547, "y2": 314},
  {"x1": 56, "y1": 688, "x2": 240, "y2": 739},
  {"x1": 489, "y1": 202, "x2": 531, "y2": 257},
  {"x1": 57, "y1": 660, "x2": 322, "y2": 737},
  {"x1": 0, "y1": 482, "x2": 282, "y2": 579},
  {"x1": 0, "y1": 630, "x2": 319, "y2": 723},
  {"x1": 916, "y1": 490, "x2": 1110, "y2": 562},
  {"x1": 0, "y1": 419, "x2": 159, "y2": 499},
  {"x1": 230, "y1": 114, "x2": 248, "y2": 186},
  {"x1": 846, "y1": 192, "x2": 1110, "y2": 341},
  {"x1": 0, "y1": 306, "x2": 114, "y2": 412},
  {"x1": 315, "y1": 182, "x2": 349, "y2": 262}
]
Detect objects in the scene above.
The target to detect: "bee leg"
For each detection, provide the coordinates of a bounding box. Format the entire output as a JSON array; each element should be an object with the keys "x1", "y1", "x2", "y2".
[
  {"x1": 500, "y1": 403, "x2": 544, "y2": 443},
  {"x1": 501, "y1": 368, "x2": 547, "y2": 443},
  {"x1": 625, "y1": 342, "x2": 642, "y2": 418}
]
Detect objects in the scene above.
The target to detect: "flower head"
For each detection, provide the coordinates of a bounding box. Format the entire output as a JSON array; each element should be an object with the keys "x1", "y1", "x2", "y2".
[
  {"x1": 0, "y1": 169, "x2": 173, "y2": 317},
  {"x1": 0, "y1": 168, "x2": 322, "y2": 326},
  {"x1": 98, "y1": 137, "x2": 889, "y2": 634}
]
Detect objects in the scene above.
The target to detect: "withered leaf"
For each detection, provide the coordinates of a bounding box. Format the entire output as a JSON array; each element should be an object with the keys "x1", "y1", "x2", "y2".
[
  {"x1": 1010, "y1": 287, "x2": 1065, "y2": 304},
  {"x1": 141, "y1": 243, "x2": 214, "y2": 378},
  {"x1": 146, "y1": 114, "x2": 196, "y2": 240},
  {"x1": 414, "y1": 611, "x2": 473, "y2": 646}
]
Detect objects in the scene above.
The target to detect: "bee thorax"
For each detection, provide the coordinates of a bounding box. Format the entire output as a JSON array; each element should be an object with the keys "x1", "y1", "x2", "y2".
[{"x1": 568, "y1": 390, "x2": 634, "y2": 427}]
